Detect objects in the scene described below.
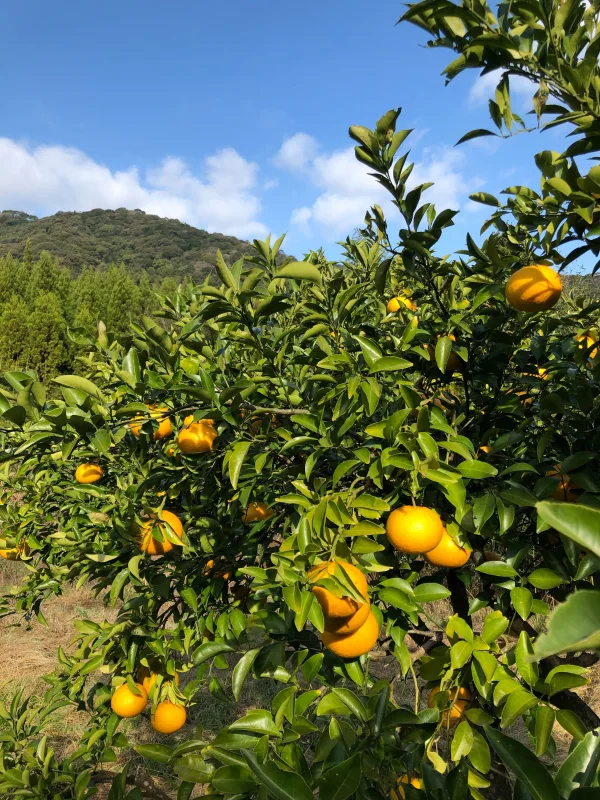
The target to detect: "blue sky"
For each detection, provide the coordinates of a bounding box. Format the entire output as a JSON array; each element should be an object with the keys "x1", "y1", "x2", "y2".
[{"x1": 1, "y1": 0, "x2": 564, "y2": 260}]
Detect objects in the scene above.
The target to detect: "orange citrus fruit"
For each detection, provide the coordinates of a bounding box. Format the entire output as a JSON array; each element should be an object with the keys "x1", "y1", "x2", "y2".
[
  {"x1": 75, "y1": 463, "x2": 104, "y2": 484},
  {"x1": 391, "y1": 775, "x2": 423, "y2": 800},
  {"x1": 424, "y1": 529, "x2": 471, "y2": 568},
  {"x1": 321, "y1": 609, "x2": 380, "y2": 658},
  {"x1": 110, "y1": 682, "x2": 148, "y2": 718},
  {"x1": 139, "y1": 510, "x2": 183, "y2": 555},
  {"x1": 151, "y1": 701, "x2": 187, "y2": 734},
  {"x1": 242, "y1": 502, "x2": 273, "y2": 524},
  {"x1": 130, "y1": 405, "x2": 173, "y2": 440},
  {"x1": 386, "y1": 506, "x2": 444, "y2": 554},
  {"x1": 0, "y1": 542, "x2": 30, "y2": 560},
  {"x1": 428, "y1": 685, "x2": 471, "y2": 728},
  {"x1": 178, "y1": 415, "x2": 217, "y2": 454},
  {"x1": 323, "y1": 601, "x2": 371, "y2": 635},
  {"x1": 505, "y1": 265, "x2": 562, "y2": 312},
  {"x1": 308, "y1": 560, "x2": 369, "y2": 619},
  {"x1": 547, "y1": 466, "x2": 579, "y2": 501},
  {"x1": 387, "y1": 297, "x2": 417, "y2": 313}
]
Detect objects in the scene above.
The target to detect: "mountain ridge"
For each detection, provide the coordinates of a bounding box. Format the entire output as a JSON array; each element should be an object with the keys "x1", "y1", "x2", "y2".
[{"x1": 0, "y1": 208, "x2": 261, "y2": 281}]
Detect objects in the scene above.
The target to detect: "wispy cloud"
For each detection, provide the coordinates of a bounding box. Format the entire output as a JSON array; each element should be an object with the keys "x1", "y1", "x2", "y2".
[
  {"x1": 0, "y1": 139, "x2": 268, "y2": 238},
  {"x1": 275, "y1": 133, "x2": 483, "y2": 238}
]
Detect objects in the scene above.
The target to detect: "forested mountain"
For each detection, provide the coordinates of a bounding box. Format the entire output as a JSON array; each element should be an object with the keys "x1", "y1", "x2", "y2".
[{"x1": 0, "y1": 209, "x2": 258, "y2": 281}]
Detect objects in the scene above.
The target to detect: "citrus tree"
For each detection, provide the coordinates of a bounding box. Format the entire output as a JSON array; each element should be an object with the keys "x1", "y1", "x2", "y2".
[{"x1": 3, "y1": 0, "x2": 600, "y2": 798}]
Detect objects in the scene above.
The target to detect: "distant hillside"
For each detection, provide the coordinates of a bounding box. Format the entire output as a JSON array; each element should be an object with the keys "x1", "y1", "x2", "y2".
[{"x1": 0, "y1": 208, "x2": 261, "y2": 280}]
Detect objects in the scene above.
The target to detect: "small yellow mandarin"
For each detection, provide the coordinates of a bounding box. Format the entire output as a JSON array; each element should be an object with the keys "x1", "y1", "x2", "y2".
[
  {"x1": 424, "y1": 529, "x2": 471, "y2": 568},
  {"x1": 242, "y1": 502, "x2": 273, "y2": 524},
  {"x1": 151, "y1": 701, "x2": 187, "y2": 734},
  {"x1": 75, "y1": 463, "x2": 104, "y2": 484},
  {"x1": 139, "y1": 510, "x2": 184, "y2": 555},
  {"x1": 505, "y1": 265, "x2": 562, "y2": 312},
  {"x1": 110, "y1": 683, "x2": 148, "y2": 718},
  {"x1": 308, "y1": 560, "x2": 369, "y2": 619},
  {"x1": 386, "y1": 506, "x2": 444, "y2": 555},
  {"x1": 321, "y1": 609, "x2": 380, "y2": 658}
]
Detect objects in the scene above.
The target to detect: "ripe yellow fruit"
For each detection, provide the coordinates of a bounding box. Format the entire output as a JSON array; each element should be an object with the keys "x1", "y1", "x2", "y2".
[
  {"x1": 75, "y1": 463, "x2": 104, "y2": 484},
  {"x1": 387, "y1": 296, "x2": 417, "y2": 313},
  {"x1": 321, "y1": 609, "x2": 380, "y2": 658},
  {"x1": 139, "y1": 510, "x2": 184, "y2": 555},
  {"x1": 0, "y1": 542, "x2": 30, "y2": 560},
  {"x1": 547, "y1": 466, "x2": 579, "y2": 501},
  {"x1": 386, "y1": 506, "x2": 445, "y2": 555},
  {"x1": 139, "y1": 667, "x2": 180, "y2": 694},
  {"x1": 323, "y1": 601, "x2": 371, "y2": 635},
  {"x1": 178, "y1": 416, "x2": 217, "y2": 454},
  {"x1": 424, "y1": 529, "x2": 471, "y2": 568},
  {"x1": 151, "y1": 701, "x2": 187, "y2": 734},
  {"x1": 576, "y1": 334, "x2": 598, "y2": 360},
  {"x1": 308, "y1": 560, "x2": 369, "y2": 618},
  {"x1": 391, "y1": 775, "x2": 423, "y2": 800},
  {"x1": 110, "y1": 682, "x2": 148, "y2": 718},
  {"x1": 242, "y1": 502, "x2": 273, "y2": 524},
  {"x1": 130, "y1": 405, "x2": 173, "y2": 440},
  {"x1": 505, "y1": 265, "x2": 562, "y2": 312},
  {"x1": 428, "y1": 685, "x2": 471, "y2": 728}
]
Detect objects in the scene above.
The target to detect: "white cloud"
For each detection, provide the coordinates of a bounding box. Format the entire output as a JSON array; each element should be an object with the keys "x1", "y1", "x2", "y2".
[
  {"x1": 0, "y1": 138, "x2": 268, "y2": 238},
  {"x1": 469, "y1": 69, "x2": 535, "y2": 105},
  {"x1": 274, "y1": 133, "x2": 319, "y2": 171},
  {"x1": 276, "y1": 134, "x2": 482, "y2": 238}
]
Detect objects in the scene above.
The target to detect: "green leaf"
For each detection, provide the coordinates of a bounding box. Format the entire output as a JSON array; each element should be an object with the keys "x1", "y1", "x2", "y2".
[
  {"x1": 451, "y1": 641, "x2": 473, "y2": 669},
  {"x1": 534, "y1": 590, "x2": 600, "y2": 660},
  {"x1": 242, "y1": 749, "x2": 313, "y2": 800},
  {"x1": 481, "y1": 611, "x2": 509, "y2": 644},
  {"x1": 511, "y1": 587, "x2": 533, "y2": 621},
  {"x1": 555, "y1": 729, "x2": 600, "y2": 798},
  {"x1": 451, "y1": 720, "x2": 473, "y2": 761},
  {"x1": 215, "y1": 250, "x2": 237, "y2": 290},
  {"x1": 369, "y1": 356, "x2": 412, "y2": 372},
  {"x1": 212, "y1": 765, "x2": 258, "y2": 794},
  {"x1": 527, "y1": 568, "x2": 566, "y2": 589},
  {"x1": 230, "y1": 710, "x2": 280, "y2": 736},
  {"x1": 458, "y1": 461, "x2": 498, "y2": 479},
  {"x1": 413, "y1": 583, "x2": 451, "y2": 603},
  {"x1": 53, "y1": 375, "x2": 104, "y2": 401},
  {"x1": 556, "y1": 709, "x2": 588, "y2": 742},
  {"x1": 535, "y1": 706, "x2": 555, "y2": 757},
  {"x1": 192, "y1": 641, "x2": 234, "y2": 666},
  {"x1": 486, "y1": 728, "x2": 560, "y2": 800},
  {"x1": 469, "y1": 192, "x2": 500, "y2": 207},
  {"x1": 536, "y1": 501, "x2": 600, "y2": 558},
  {"x1": 319, "y1": 755, "x2": 362, "y2": 800},
  {"x1": 476, "y1": 562, "x2": 517, "y2": 578},
  {"x1": 332, "y1": 688, "x2": 367, "y2": 722},
  {"x1": 173, "y1": 756, "x2": 214, "y2": 784},
  {"x1": 232, "y1": 649, "x2": 261, "y2": 702},
  {"x1": 515, "y1": 632, "x2": 538, "y2": 687},
  {"x1": 469, "y1": 729, "x2": 491, "y2": 773},
  {"x1": 456, "y1": 129, "x2": 499, "y2": 145},
  {"x1": 134, "y1": 744, "x2": 173, "y2": 764},
  {"x1": 229, "y1": 441, "x2": 252, "y2": 490},
  {"x1": 274, "y1": 262, "x2": 323, "y2": 286},
  {"x1": 435, "y1": 336, "x2": 451, "y2": 372}
]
